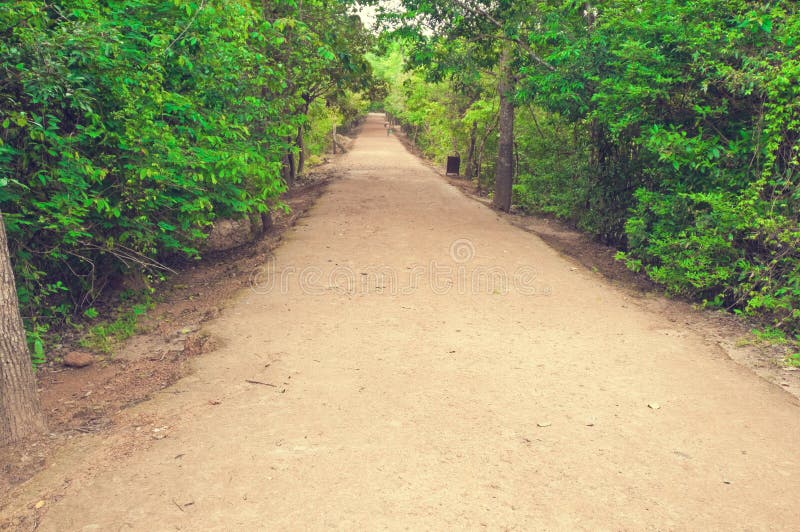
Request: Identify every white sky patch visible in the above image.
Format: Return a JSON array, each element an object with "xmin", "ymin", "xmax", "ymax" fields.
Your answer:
[
  {"xmin": 356, "ymin": 5, "xmax": 379, "ymax": 27},
  {"xmin": 354, "ymin": 0, "xmax": 403, "ymax": 31}
]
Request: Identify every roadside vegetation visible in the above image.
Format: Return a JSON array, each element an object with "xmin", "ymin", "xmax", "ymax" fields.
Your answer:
[
  {"xmin": 369, "ymin": 0, "xmax": 800, "ymax": 351},
  {"xmin": 3, "ymin": 0, "xmax": 800, "ymax": 442},
  {"xmin": 1, "ymin": 0, "xmax": 375, "ymax": 362}
]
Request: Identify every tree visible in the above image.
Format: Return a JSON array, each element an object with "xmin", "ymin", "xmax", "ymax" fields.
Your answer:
[
  {"xmin": 379, "ymin": 0, "xmax": 547, "ymax": 211},
  {"xmin": 374, "ymin": 0, "xmax": 800, "ymax": 335},
  {"xmin": 0, "ymin": 210, "xmax": 45, "ymax": 444},
  {"xmin": 265, "ymin": 0, "xmax": 375, "ymax": 185},
  {"xmin": 493, "ymin": 45, "xmax": 514, "ymax": 211}
]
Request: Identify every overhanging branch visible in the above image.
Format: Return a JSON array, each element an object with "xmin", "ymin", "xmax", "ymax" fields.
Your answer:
[{"xmin": 449, "ymin": 0, "xmax": 556, "ymax": 72}]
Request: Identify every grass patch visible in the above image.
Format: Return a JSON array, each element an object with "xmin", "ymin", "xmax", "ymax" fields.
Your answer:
[{"xmin": 78, "ymin": 301, "xmax": 151, "ymax": 354}]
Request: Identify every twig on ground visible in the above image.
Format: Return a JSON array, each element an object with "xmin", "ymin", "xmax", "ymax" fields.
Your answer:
[{"xmin": 245, "ymin": 379, "xmax": 277, "ymax": 387}]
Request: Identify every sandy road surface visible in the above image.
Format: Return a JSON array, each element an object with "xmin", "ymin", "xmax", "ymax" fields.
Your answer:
[{"xmin": 32, "ymin": 113, "xmax": 800, "ymax": 530}]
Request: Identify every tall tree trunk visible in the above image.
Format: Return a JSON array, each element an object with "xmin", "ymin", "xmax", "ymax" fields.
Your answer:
[
  {"xmin": 493, "ymin": 45, "xmax": 515, "ymax": 212},
  {"xmin": 296, "ymin": 98, "xmax": 311, "ymax": 177},
  {"xmin": 476, "ymin": 148, "xmax": 485, "ymax": 193},
  {"xmin": 283, "ymin": 135, "xmax": 296, "ymax": 187},
  {"xmin": 296, "ymin": 125, "xmax": 305, "ymax": 176},
  {"xmin": 0, "ymin": 211, "xmax": 46, "ymax": 444},
  {"xmin": 288, "ymin": 152, "xmax": 296, "ymax": 185},
  {"xmin": 260, "ymin": 211, "xmax": 273, "ymax": 233},
  {"xmin": 465, "ymin": 120, "xmax": 478, "ymax": 181},
  {"xmin": 250, "ymin": 210, "xmax": 273, "ymax": 237}
]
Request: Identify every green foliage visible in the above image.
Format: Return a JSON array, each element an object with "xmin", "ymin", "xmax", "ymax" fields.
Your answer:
[
  {"xmin": 517, "ymin": 0, "xmax": 800, "ymax": 333},
  {"xmin": 513, "ymin": 107, "xmax": 589, "ymax": 219},
  {"xmin": 367, "ymin": 41, "xmax": 493, "ymax": 170},
  {"xmin": 379, "ymin": 0, "xmax": 800, "ymax": 340},
  {"xmin": 305, "ymin": 100, "xmax": 342, "ymax": 166},
  {"xmin": 1, "ymin": 0, "xmax": 375, "ymax": 363},
  {"xmin": 751, "ymin": 327, "xmax": 788, "ymax": 345},
  {"xmin": 78, "ymin": 301, "xmax": 151, "ymax": 354},
  {"xmin": 27, "ymin": 324, "xmax": 48, "ymax": 367}
]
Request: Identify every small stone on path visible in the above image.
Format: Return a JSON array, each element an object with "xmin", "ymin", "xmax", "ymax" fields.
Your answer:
[{"xmin": 64, "ymin": 351, "xmax": 94, "ymax": 368}]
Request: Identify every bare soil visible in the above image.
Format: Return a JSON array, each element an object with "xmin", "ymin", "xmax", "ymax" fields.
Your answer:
[
  {"xmin": 2, "ymin": 114, "xmax": 799, "ymax": 530},
  {"xmin": 0, "ymin": 169, "xmax": 337, "ymax": 528},
  {"xmin": 399, "ymin": 126, "xmax": 799, "ymax": 399}
]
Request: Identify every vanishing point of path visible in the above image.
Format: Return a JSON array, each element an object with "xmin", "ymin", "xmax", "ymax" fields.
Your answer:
[{"xmin": 36, "ymin": 114, "xmax": 800, "ymax": 529}]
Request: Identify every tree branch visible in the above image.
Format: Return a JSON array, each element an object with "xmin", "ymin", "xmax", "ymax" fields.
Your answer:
[
  {"xmin": 449, "ymin": 0, "xmax": 556, "ymax": 72},
  {"xmin": 164, "ymin": 0, "xmax": 207, "ymax": 55}
]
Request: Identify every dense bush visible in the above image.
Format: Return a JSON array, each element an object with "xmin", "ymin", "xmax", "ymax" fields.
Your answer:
[
  {"xmin": 0, "ymin": 0, "xmax": 374, "ymax": 357},
  {"xmin": 376, "ymin": 0, "xmax": 800, "ymax": 335}
]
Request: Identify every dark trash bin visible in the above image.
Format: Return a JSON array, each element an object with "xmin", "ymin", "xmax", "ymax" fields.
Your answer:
[{"xmin": 446, "ymin": 156, "xmax": 461, "ymax": 176}]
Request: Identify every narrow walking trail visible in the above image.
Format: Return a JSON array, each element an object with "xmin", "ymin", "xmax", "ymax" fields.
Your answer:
[{"xmin": 36, "ymin": 114, "xmax": 800, "ymax": 529}]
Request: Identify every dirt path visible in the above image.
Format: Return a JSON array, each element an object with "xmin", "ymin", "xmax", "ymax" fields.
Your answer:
[{"xmin": 18, "ymin": 114, "xmax": 800, "ymax": 529}]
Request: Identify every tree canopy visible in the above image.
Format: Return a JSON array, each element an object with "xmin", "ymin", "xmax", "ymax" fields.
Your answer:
[
  {"xmin": 0, "ymin": 0, "xmax": 376, "ymax": 359},
  {"xmin": 370, "ymin": 0, "xmax": 800, "ymax": 339},
  {"xmin": 3, "ymin": 0, "xmax": 800, "ymax": 362}
]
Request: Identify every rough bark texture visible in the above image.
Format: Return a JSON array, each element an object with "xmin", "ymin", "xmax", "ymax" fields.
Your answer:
[
  {"xmin": 297, "ymin": 126, "xmax": 306, "ymax": 177},
  {"xmin": 283, "ymin": 141, "xmax": 296, "ymax": 187},
  {"xmin": 465, "ymin": 120, "xmax": 478, "ymax": 181},
  {"xmin": 493, "ymin": 46, "xmax": 515, "ymax": 212},
  {"xmin": 260, "ymin": 211, "xmax": 273, "ymax": 233},
  {"xmin": 0, "ymin": 211, "xmax": 46, "ymax": 444}
]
